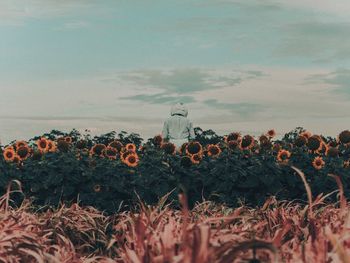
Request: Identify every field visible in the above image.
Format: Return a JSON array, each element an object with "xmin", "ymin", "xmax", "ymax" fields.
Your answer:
[{"xmin": 1, "ymin": 127, "xmax": 350, "ymax": 262}]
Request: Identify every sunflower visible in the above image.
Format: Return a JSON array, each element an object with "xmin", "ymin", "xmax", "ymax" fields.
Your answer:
[
  {"xmin": 90, "ymin": 144, "xmax": 106, "ymax": 157},
  {"xmin": 121, "ymin": 150, "xmax": 135, "ymax": 161},
  {"xmin": 104, "ymin": 146, "xmax": 118, "ymax": 160},
  {"xmin": 225, "ymin": 132, "xmax": 241, "ymax": 143},
  {"xmin": 57, "ymin": 140, "xmax": 70, "ymax": 152},
  {"xmin": 125, "ymin": 143, "xmax": 137, "ymax": 152},
  {"xmin": 93, "ymin": 184, "xmax": 101, "ymax": 192},
  {"xmin": 316, "ymin": 142, "xmax": 328, "ymax": 155},
  {"xmin": 312, "ymin": 156, "xmax": 325, "ymax": 170},
  {"xmin": 123, "ymin": 153, "xmax": 139, "ymax": 167},
  {"xmin": 326, "ymin": 147, "xmax": 339, "ymax": 158},
  {"xmin": 108, "ymin": 140, "xmax": 123, "ymax": 152},
  {"xmin": 295, "ymin": 135, "xmax": 307, "ymax": 147},
  {"xmin": 240, "ymin": 135, "xmax": 255, "ymax": 150},
  {"xmin": 47, "ymin": 140, "xmax": 57, "ymax": 153},
  {"xmin": 16, "ymin": 145, "xmax": 31, "ymax": 160},
  {"xmin": 300, "ymin": 131, "xmax": 312, "ymax": 139},
  {"xmin": 266, "ymin": 129, "xmax": 276, "ymax": 138},
  {"xmin": 339, "ymin": 130, "xmax": 350, "ymax": 144},
  {"xmin": 186, "ymin": 141, "xmax": 203, "ymax": 155},
  {"xmin": 180, "ymin": 156, "xmax": 192, "ymax": 167},
  {"xmin": 277, "ymin": 149, "xmax": 291, "ymax": 163},
  {"xmin": 259, "ymin": 135, "xmax": 269, "ymax": 144},
  {"xmin": 37, "ymin": 138, "xmax": 49, "ymax": 152},
  {"xmin": 15, "ymin": 140, "xmax": 28, "ymax": 150},
  {"xmin": 65, "ymin": 136, "xmax": 73, "ymax": 144},
  {"xmin": 228, "ymin": 140, "xmax": 239, "ymax": 150},
  {"xmin": 161, "ymin": 142, "xmax": 176, "ymax": 155},
  {"xmin": 207, "ymin": 144, "xmax": 221, "ymax": 157},
  {"xmin": 153, "ymin": 135, "xmax": 163, "ymax": 146},
  {"xmin": 307, "ymin": 135, "xmax": 322, "ymax": 151},
  {"xmin": 3, "ymin": 147, "xmax": 16, "ymax": 162},
  {"xmin": 190, "ymin": 153, "xmax": 202, "ymax": 164}
]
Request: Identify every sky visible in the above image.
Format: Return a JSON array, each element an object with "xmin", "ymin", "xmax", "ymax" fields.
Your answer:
[{"xmin": 1, "ymin": 0, "xmax": 350, "ymax": 143}]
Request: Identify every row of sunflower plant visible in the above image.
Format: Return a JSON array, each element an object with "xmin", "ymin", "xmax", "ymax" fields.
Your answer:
[{"xmin": 1, "ymin": 127, "xmax": 350, "ymax": 213}]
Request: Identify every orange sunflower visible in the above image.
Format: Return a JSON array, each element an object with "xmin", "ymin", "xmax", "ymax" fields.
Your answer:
[
  {"xmin": 90, "ymin": 144, "xmax": 106, "ymax": 157},
  {"xmin": 207, "ymin": 144, "xmax": 221, "ymax": 157},
  {"xmin": 307, "ymin": 135, "xmax": 322, "ymax": 152},
  {"xmin": 123, "ymin": 153, "xmax": 139, "ymax": 167},
  {"xmin": 47, "ymin": 140, "xmax": 57, "ymax": 153},
  {"xmin": 16, "ymin": 145, "xmax": 31, "ymax": 160},
  {"xmin": 104, "ymin": 146, "xmax": 118, "ymax": 160},
  {"xmin": 108, "ymin": 140, "xmax": 123, "ymax": 152},
  {"xmin": 125, "ymin": 143, "xmax": 137, "ymax": 152},
  {"xmin": 93, "ymin": 184, "xmax": 101, "ymax": 192},
  {"xmin": 190, "ymin": 153, "xmax": 202, "ymax": 164},
  {"xmin": 225, "ymin": 132, "xmax": 241, "ymax": 143},
  {"xmin": 153, "ymin": 135, "xmax": 163, "ymax": 146},
  {"xmin": 316, "ymin": 142, "xmax": 328, "ymax": 155},
  {"xmin": 295, "ymin": 135, "xmax": 307, "ymax": 147},
  {"xmin": 240, "ymin": 135, "xmax": 255, "ymax": 150},
  {"xmin": 277, "ymin": 149, "xmax": 291, "ymax": 163},
  {"xmin": 120, "ymin": 150, "xmax": 135, "ymax": 161},
  {"xmin": 266, "ymin": 129, "xmax": 276, "ymax": 138},
  {"xmin": 312, "ymin": 156, "xmax": 325, "ymax": 170},
  {"xmin": 339, "ymin": 130, "xmax": 350, "ymax": 145},
  {"xmin": 37, "ymin": 138, "xmax": 49, "ymax": 152},
  {"xmin": 161, "ymin": 142, "xmax": 176, "ymax": 155},
  {"xmin": 3, "ymin": 147, "xmax": 16, "ymax": 162},
  {"xmin": 15, "ymin": 140, "xmax": 28, "ymax": 150},
  {"xmin": 65, "ymin": 136, "xmax": 73, "ymax": 144},
  {"xmin": 186, "ymin": 141, "xmax": 203, "ymax": 155},
  {"xmin": 300, "ymin": 131, "xmax": 312, "ymax": 139}
]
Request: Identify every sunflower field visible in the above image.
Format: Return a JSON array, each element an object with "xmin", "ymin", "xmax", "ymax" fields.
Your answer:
[{"xmin": 1, "ymin": 127, "xmax": 350, "ymax": 213}]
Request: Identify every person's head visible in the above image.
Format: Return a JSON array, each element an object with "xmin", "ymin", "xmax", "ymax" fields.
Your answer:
[{"xmin": 170, "ymin": 102, "xmax": 188, "ymax": 117}]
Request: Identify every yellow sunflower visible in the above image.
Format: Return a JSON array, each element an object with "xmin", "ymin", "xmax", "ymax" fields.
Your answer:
[
  {"xmin": 277, "ymin": 149, "xmax": 291, "ymax": 163},
  {"xmin": 125, "ymin": 143, "xmax": 137, "ymax": 152},
  {"xmin": 123, "ymin": 153, "xmax": 139, "ymax": 167},
  {"xmin": 3, "ymin": 147, "xmax": 16, "ymax": 162},
  {"xmin": 207, "ymin": 144, "xmax": 222, "ymax": 157},
  {"xmin": 37, "ymin": 138, "xmax": 49, "ymax": 152},
  {"xmin": 16, "ymin": 145, "xmax": 31, "ymax": 160},
  {"xmin": 312, "ymin": 156, "xmax": 325, "ymax": 170},
  {"xmin": 190, "ymin": 153, "xmax": 202, "ymax": 164}
]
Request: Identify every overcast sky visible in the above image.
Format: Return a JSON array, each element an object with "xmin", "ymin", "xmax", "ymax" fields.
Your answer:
[{"xmin": 1, "ymin": 0, "xmax": 350, "ymax": 143}]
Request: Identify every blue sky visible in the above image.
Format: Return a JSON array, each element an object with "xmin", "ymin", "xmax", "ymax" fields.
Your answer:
[{"xmin": 1, "ymin": 0, "xmax": 350, "ymax": 143}]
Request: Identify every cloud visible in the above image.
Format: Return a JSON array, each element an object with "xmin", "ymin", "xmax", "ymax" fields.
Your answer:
[
  {"xmin": 203, "ymin": 99, "xmax": 265, "ymax": 118},
  {"xmin": 275, "ymin": 21, "xmax": 350, "ymax": 63},
  {"xmin": 305, "ymin": 69, "xmax": 350, "ymax": 97},
  {"xmin": 118, "ymin": 68, "xmax": 265, "ymax": 104},
  {"xmin": 120, "ymin": 93, "xmax": 196, "ymax": 105}
]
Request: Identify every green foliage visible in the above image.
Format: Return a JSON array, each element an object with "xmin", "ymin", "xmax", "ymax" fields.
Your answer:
[{"xmin": 1, "ymin": 127, "xmax": 350, "ymax": 213}]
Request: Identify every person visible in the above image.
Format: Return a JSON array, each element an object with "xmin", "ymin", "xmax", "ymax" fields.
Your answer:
[{"xmin": 162, "ymin": 102, "xmax": 195, "ymax": 148}]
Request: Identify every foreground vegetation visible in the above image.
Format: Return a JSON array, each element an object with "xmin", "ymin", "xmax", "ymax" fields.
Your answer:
[
  {"xmin": 0, "ymin": 172, "xmax": 349, "ymax": 262},
  {"xmin": 1, "ymin": 127, "xmax": 350, "ymax": 212}
]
